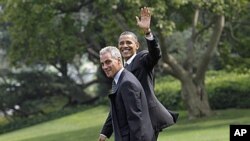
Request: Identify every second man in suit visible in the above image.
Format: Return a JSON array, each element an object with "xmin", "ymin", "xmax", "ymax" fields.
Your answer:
[{"xmin": 99, "ymin": 46, "xmax": 155, "ymax": 141}]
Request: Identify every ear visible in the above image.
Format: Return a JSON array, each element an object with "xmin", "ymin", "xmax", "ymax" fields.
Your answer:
[
  {"xmin": 136, "ymin": 41, "xmax": 140, "ymax": 50},
  {"xmin": 117, "ymin": 57, "xmax": 122, "ymax": 64}
]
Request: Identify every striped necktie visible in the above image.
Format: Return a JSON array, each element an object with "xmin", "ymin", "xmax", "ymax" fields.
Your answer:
[
  {"xmin": 111, "ymin": 80, "xmax": 117, "ymax": 93},
  {"xmin": 124, "ymin": 63, "xmax": 128, "ymax": 68}
]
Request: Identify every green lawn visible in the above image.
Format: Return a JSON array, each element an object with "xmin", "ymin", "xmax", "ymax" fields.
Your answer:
[{"xmin": 0, "ymin": 106, "xmax": 249, "ymax": 141}]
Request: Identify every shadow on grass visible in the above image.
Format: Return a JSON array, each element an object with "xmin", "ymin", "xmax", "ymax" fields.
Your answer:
[
  {"xmin": 162, "ymin": 108, "xmax": 250, "ymax": 134},
  {"xmin": 19, "ymin": 125, "xmax": 102, "ymax": 141},
  {"xmin": 0, "ymin": 105, "xmax": 101, "ymax": 135}
]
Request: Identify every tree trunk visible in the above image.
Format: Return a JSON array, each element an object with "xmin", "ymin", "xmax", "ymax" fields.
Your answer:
[
  {"xmin": 181, "ymin": 74, "xmax": 212, "ymax": 119},
  {"xmin": 159, "ymin": 14, "xmax": 224, "ymax": 119}
]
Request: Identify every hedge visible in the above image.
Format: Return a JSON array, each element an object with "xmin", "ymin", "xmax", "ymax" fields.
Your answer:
[{"xmin": 155, "ymin": 70, "xmax": 250, "ymax": 110}]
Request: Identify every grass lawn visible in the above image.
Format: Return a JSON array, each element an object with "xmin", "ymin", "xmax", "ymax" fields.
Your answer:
[{"xmin": 0, "ymin": 106, "xmax": 249, "ymax": 141}]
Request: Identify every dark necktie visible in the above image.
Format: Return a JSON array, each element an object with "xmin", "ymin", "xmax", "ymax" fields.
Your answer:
[
  {"xmin": 111, "ymin": 80, "xmax": 117, "ymax": 93},
  {"xmin": 124, "ymin": 63, "xmax": 128, "ymax": 68}
]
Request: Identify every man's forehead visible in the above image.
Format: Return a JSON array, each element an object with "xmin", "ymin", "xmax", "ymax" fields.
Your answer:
[
  {"xmin": 100, "ymin": 53, "xmax": 108, "ymax": 58},
  {"xmin": 119, "ymin": 35, "xmax": 137, "ymax": 42},
  {"xmin": 100, "ymin": 53, "xmax": 112, "ymax": 61}
]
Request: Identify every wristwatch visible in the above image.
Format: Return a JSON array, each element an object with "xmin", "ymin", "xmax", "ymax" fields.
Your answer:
[{"xmin": 145, "ymin": 28, "xmax": 151, "ymax": 36}]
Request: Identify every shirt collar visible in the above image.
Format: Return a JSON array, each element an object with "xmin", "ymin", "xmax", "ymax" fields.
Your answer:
[
  {"xmin": 113, "ymin": 68, "xmax": 124, "ymax": 84},
  {"xmin": 125, "ymin": 53, "xmax": 137, "ymax": 65}
]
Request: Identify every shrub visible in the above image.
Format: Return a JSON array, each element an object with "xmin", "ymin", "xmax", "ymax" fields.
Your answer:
[
  {"xmin": 209, "ymin": 86, "xmax": 250, "ymax": 109},
  {"xmin": 155, "ymin": 70, "xmax": 250, "ymax": 110},
  {"xmin": 206, "ymin": 71, "xmax": 250, "ymax": 109},
  {"xmin": 155, "ymin": 76, "xmax": 183, "ymax": 110}
]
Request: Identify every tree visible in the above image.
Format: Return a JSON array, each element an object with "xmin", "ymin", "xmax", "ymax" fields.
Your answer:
[
  {"xmin": 0, "ymin": 0, "xmax": 101, "ymax": 108},
  {"xmin": 81, "ymin": 0, "xmax": 249, "ymax": 119},
  {"xmin": 157, "ymin": 0, "xmax": 250, "ymax": 119},
  {"xmin": 0, "ymin": 0, "xmax": 249, "ymax": 119},
  {"xmin": 0, "ymin": 70, "xmax": 89, "ymax": 118},
  {"xmin": 219, "ymin": 3, "xmax": 250, "ymax": 71},
  {"xmin": 0, "ymin": 0, "xmax": 83, "ymax": 75},
  {"xmin": 153, "ymin": 0, "xmax": 249, "ymax": 119}
]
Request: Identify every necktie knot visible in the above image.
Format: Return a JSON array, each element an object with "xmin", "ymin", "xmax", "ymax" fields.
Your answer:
[{"xmin": 124, "ymin": 63, "xmax": 128, "ymax": 68}]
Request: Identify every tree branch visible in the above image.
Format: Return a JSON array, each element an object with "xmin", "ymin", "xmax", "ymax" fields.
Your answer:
[
  {"xmin": 161, "ymin": 63, "xmax": 180, "ymax": 79},
  {"xmin": 193, "ymin": 20, "xmax": 214, "ymax": 40},
  {"xmin": 227, "ymin": 24, "xmax": 241, "ymax": 43},
  {"xmin": 54, "ymin": 0, "xmax": 93, "ymax": 13},
  {"xmin": 159, "ymin": 32, "xmax": 186, "ymax": 81},
  {"xmin": 183, "ymin": 8, "xmax": 199, "ymax": 72},
  {"xmin": 87, "ymin": 48, "xmax": 100, "ymax": 60},
  {"xmin": 113, "ymin": 13, "xmax": 130, "ymax": 30},
  {"xmin": 81, "ymin": 79, "xmax": 99, "ymax": 89},
  {"xmin": 195, "ymin": 15, "xmax": 225, "ymax": 82}
]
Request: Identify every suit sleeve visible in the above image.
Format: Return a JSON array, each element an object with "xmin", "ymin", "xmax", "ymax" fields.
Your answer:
[
  {"xmin": 143, "ymin": 35, "xmax": 162, "ymax": 70},
  {"xmin": 120, "ymin": 81, "xmax": 143, "ymax": 141},
  {"xmin": 100, "ymin": 111, "xmax": 113, "ymax": 138}
]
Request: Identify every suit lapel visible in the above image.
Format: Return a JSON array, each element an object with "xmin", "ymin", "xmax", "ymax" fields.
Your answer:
[
  {"xmin": 125, "ymin": 51, "xmax": 145, "ymax": 72},
  {"xmin": 108, "ymin": 70, "xmax": 126, "ymax": 96},
  {"xmin": 116, "ymin": 70, "xmax": 125, "ymax": 89},
  {"xmin": 125, "ymin": 55, "xmax": 138, "ymax": 71}
]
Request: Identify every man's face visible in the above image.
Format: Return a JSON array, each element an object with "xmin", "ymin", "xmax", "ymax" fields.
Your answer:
[
  {"xmin": 118, "ymin": 34, "xmax": 139, "ymax": 61},
  {"xmin": 100, "ymin": 52, "xmax": 121, "ymax": 78}
]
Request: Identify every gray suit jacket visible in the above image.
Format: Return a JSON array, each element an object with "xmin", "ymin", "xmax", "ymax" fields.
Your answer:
[{"xmin": 107, "ymin": 69, "xmax": 155, "ymax": 141}]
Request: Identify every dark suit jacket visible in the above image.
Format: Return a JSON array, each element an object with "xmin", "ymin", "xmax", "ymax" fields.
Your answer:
[
  {"xmin": 124, "ymin": 36, "xmax": 179, "ymax": 131},
  {"xmin": 101, "ymin": 36, "xmax": 179, "ymax": 138},
  {"xmin": 105, "ymin": 69, "xmax": 155, "ymax": 141}
]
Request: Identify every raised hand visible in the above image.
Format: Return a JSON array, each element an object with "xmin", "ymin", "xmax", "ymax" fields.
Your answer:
[{"xmin": 136, "ymin": 7, "xmax": 151, "ymax": 33}]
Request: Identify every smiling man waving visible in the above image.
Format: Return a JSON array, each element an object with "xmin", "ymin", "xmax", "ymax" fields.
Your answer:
[{"xmin": 99, "ymin": 7, "xmax": 179, "ymax": 141}]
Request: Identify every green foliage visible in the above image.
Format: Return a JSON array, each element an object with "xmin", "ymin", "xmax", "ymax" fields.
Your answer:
[
  {"xmin": 0, "ymin": 0, "xmax": 85, "ymax": 66},
  {"xmin": 0, "ymin": 0, "xmax": 249, "ymax": 68},
  {"xmin": 0, "ymin": 0, "xmax": 249, "ymax": 127},
  {"xmin": 155, "ymin": 76, "xmax": 183, "ymax": 110},
  {"xmin": 219, "ymin": 3, "xmax": 250, "ymax": 71},
  {"xmin": 155, "ymin": 70, "xmax": 250, "ymax": 110},
  {"xmin": 0, "ymin": 70, "xmax": 88, "ymax": 118},
  {"xmin": 209, "ymin": 86, "xmax": 250, "ymax": 109},
  {"xmin": 164, "ymin": 29, "xmax": 222, "ymax": 70},
  {"xmin": 206, "ymin": 70, "xmax": 250, "ymax": 109}
]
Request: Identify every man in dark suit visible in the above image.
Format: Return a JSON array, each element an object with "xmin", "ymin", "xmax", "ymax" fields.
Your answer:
[
  {"xmin": 117, "ymin": 7, "xmax": 179, "ymax": 139},
  {"xmin": 99, "ymin": 7, "xmax": 178, "ymax": 141},
  {"xmin": 99, "ymin": 46, "xmax": 155, "ymax": 141}
]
